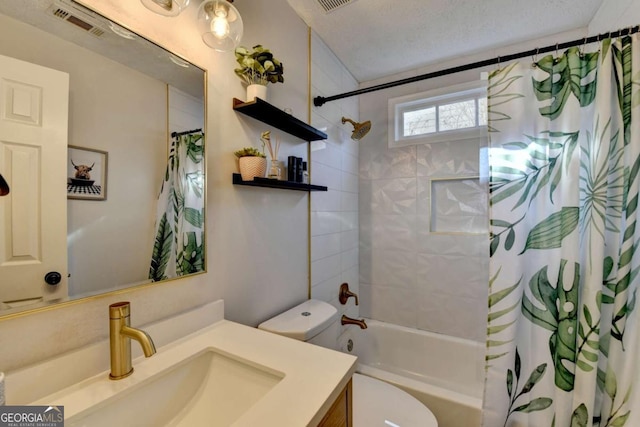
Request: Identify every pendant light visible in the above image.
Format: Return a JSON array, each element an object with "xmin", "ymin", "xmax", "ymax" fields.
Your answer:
[
  {"xmin": 197, "ymin": 0, "xmax": 243, "ymax": 52},
  {"xmin": 140, "ymin": 0, "xmax": 190, "ymax": 17}
]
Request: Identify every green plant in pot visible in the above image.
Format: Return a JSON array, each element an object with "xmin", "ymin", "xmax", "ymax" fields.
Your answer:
[
  {"xmin": 234, "ymin": 146, "xmax": 267, "ymax": 181},
  {"xmin": 234, "ymin": 44, "xmax": 284, "ymax": 101}
]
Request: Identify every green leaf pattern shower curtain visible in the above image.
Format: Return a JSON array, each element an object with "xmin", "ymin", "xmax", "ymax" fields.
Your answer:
[
  {"xmin": 149, "ymin": 132, "xmax": 205, "ymax": 281},
  {"xmin": 484, "ymin": 35, "xmax": 640, "ymax": 427}
]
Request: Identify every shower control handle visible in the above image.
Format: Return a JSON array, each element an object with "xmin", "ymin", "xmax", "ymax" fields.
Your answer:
[{"xmin": 339, "ymin": 283, "xmax": 359, "ymax": 306}]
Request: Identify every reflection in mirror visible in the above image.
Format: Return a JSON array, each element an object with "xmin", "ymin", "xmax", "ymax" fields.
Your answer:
[{"xmin": 0, "ymin": 0, "xmax": 206, "ymax": 317}]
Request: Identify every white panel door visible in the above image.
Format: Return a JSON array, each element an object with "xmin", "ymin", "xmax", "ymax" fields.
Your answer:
[{"xmin": 0, "ymin": 54, "xmax": 69, "ymax": 307}]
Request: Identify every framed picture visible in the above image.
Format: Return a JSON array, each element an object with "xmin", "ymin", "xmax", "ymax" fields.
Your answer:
[{"xmin": 67, "ymin": 145, "xmax": 108, "ymax": 200}]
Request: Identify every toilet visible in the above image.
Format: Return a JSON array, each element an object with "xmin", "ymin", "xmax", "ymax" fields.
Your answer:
[{"xmin": 258, "ymin": 299, "xmax": 438, "ymax": 427}]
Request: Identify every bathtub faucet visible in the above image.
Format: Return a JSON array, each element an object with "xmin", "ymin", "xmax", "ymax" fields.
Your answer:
[
  {"xmin": 339, "ymin": 283, "xmax": 359, "ymax": 305},
  {"xmin": 341, "ymin": 314, "xmax": 367, "ymax": 329}
]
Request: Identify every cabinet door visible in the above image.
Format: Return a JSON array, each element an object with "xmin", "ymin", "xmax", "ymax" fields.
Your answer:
[{"xmin": 318, "ymin": 379, "xmax": 352, "ymax": 427}]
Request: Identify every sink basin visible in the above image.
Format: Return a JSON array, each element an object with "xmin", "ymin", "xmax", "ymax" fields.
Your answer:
[{"xmin": 66, "ymin": 349, "xmax": 284, "ymax": 427}]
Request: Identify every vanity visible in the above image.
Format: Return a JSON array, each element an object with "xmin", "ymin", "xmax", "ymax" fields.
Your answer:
[{"xmin": 6, "ymin": 300, "xmax": 356, "ymax": 426}]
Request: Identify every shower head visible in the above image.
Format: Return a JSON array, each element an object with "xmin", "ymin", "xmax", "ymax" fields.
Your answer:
[{"xmin": 342, "ymin": 117, "xmax": 371, "ymax": 141}]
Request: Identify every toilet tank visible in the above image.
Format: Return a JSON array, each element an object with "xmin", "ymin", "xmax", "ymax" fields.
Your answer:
[{"xmin": 258, "ymin": 300, "xmax": 340, "ymax": 349}]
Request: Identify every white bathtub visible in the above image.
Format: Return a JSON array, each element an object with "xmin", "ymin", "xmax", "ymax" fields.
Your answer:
[{"xmin": 339, "ymin": 319, "xmax": 485, "ymax": 427}]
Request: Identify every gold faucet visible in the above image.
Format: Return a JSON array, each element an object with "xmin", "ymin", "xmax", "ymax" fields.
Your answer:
[
  {"xmin": 341, "ymin": 314, "xmax": 367, "ymax": 329},
  {"xmin": 109, "ymin": 301, "xmax": 156, "ymax": 380}
]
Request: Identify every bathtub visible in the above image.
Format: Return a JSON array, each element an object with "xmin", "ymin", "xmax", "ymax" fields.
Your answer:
[{"xmin": 339, "ymin": 319, "xmax": 485, "ymax": 427}]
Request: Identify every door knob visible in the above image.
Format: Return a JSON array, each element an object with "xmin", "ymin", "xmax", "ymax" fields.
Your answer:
[{"xmin": 44, "ymin": 271, "xmax": 62, "ymax": 286}]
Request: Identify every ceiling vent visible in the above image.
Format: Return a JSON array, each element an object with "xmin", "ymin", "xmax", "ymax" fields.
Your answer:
[
  {"xmin": 48, "ymin": 0, "xmax": 106, "ymax": 37},
  {"xmin": 316, "ymin": 0, "xmax": 356, "ymax": 13}
]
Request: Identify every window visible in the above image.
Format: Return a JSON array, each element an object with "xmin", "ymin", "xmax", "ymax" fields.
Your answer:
[{"xmin": 389, "ymin": 81, "xmax": 487, "ymax": 147}]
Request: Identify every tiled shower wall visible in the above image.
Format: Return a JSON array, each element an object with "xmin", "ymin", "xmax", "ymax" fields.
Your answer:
[
  {"xmin": 355, "ymin": 27, "xmax": 599, "ymax": 343},
  {"xmin": 359, "ymin": 124, "xmax": 489, "ymax": 342},
  {"xmin": 310, "ymin": 31, "xmax": 360, "ymax": 322},
  {"xmin": 355, "ymin": 24, "xmax": 635, "ymax": 344}
]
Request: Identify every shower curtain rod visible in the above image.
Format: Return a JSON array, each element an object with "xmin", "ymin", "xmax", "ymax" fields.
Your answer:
[
  {"xmin": 171, "ymin": 128, "xmax": 203, "ymax": 137},
  {"xmin": 313, "ymin": 25, "xmax": 640, "ymax": 107}
]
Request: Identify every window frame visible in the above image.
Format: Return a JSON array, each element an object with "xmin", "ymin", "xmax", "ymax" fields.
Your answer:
[{"xmin": 388, "ymin": 80, "xmax": 487, "ymax": 148}]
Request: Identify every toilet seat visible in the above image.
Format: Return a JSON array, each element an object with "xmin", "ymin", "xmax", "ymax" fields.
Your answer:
[{"xmin": 352, "ymin": 373, "xmax": 438, "ymax": 427}]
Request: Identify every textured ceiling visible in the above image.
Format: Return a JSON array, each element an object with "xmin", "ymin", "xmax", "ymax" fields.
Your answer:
[{"xmin": 286, "ymin": 0, "xmax": 605, "ymax": 82}]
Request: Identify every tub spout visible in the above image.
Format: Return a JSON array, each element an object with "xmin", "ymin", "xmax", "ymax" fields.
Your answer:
[
  {"xmin": 109, "ymin": 301, "xmax": 156, "ymax": 380},
  {"xmin": 341, "ymin": 314, "xmax": 367, "ymax": 329}
]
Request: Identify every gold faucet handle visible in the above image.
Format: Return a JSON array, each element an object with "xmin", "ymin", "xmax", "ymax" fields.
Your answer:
[
  {"xmin": 339, "ymin": 283, "xmax": 359, "ymax": 305},
  {"xmin": 109, "ymin": 301, "xmax": 130, "ymax": 319}
]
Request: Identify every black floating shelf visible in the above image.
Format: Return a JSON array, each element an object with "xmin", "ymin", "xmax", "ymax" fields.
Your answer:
[
  {"xmin": 233, "ymin": 98, "xmax": 328, "ymax": 142},
  {"xmin": 233, "ymin": 174, "xmax": 328, "ymax": 192}
]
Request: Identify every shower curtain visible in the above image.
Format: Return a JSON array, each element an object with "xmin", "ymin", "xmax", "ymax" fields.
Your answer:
[
  {"xmin": 483, "ymin": 34, "xmax": 640, "ymax": 426},
  {"xmin": 149, "ymin": 131, "xmax": 205, "ymax": 281}
]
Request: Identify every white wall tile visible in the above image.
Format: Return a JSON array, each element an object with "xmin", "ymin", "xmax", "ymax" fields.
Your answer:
[
  {"xmin": 341, "ymin": 211, "xmax": 358, "ymax": 232},
  {"xmin": 359, "ymin": 72, "xmax": 489, "ymax": 342},
  {"xmin": 416, "ymin": 253, "xmax": 488, "ymax": 300},
  {"xmin": 312, "ymin": 254, "xmax": 342, "ymax": 286},
  {"xmin": 341, "ymin": 171, "xmax": 359, "ymax": 193},
  {"xmin": 358, "ymin": 283, "xmax": 372, "ymax": 318},
  {"xmin": 311, "ymin": 211, "xmax": 342, "ymax": 236},
  {"xmin": 341, "ymin": 190, "xmax": 358, "ymax": 212},
  {"xmin": 311, "ymin": 275, "xmax": 341, "ymax": 302},
  {"xmin": 341, "ymin": 134, "xmax": 359, "ymax": 157},
  {"xmin": 311, "ymin": 161, "xmax": 342, "ymax": 190},
  {"xmin": 341, "ymin": 229, "xmax": 359, "ymax": 251},
  {"xmin": 367, "ymin": 285, "xmax": 419, "ymax": 329},
  {"xmin": 341, "ymin": 247, "xmax": 359, "ymax": 272},
  {"xmin": 370, "ymin": 249, "xmax": 418, "ymax": 289},
  {"xmin": 311, "ymin": 233, "xmax": 342, "ymax": 262},
  {"xmin": 309, "ymin": 32, "xmax": 360, "ymax": 345},
  {"xmin": 341, "ymin": 266, "xmax": 359, "ymax": 291},
  {"xmin": 341, "ymin": 151, "xmax": 359, "ymax": 175},
  {"xmin": 416, "ymin": 138, "xmax": 483, "ymax": 178},
  {"xmin": 369, "ymin": 178, "xmax": 417, "ymax": 215},
  {"xmin": 417, "ymin": 292, "xmax": 487, "ymax": 341},
  {"xmin": 312, "ymin": 138, "xmax": 343, "ymax": 167},
  {"xmin": 311, "ymin": 188, "xmax": 342, "ymax": 212},
  {"xmin": 360, "ymin": 145, "xmax": 417, "ymax": 180},
  {"xmin": 370, "ymin": 214, "xmax": 417, "ymax": 252}
]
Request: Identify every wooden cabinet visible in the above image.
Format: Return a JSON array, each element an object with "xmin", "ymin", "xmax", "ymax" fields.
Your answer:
[{"xmin": 318, "ymin": 379, "xmax": 353, "ymax": 427}]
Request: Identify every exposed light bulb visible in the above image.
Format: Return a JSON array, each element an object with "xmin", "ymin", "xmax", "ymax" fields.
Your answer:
[
  {"xmin": 211, "ymin": 15, "xmax": 230, "ymax": 39},
  {"xmin": 197, "ymin": 0, "xmax": 243, "ymax": 52}
]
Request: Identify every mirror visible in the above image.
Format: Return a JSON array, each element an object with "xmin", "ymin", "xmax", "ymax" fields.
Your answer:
[{"xmin": 0, "ymin": 0, "xmax": 206, "ymax": 316}]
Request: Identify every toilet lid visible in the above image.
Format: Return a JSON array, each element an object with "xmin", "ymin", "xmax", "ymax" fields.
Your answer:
[{"xmin": 352, "ymin": 373, "xmax": 438, "ymax": 427}]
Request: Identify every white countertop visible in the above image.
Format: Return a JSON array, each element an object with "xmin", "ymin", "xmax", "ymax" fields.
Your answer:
[{"xmin": 20, "ymin": 302, "xmax": 356, "ymax": 427}]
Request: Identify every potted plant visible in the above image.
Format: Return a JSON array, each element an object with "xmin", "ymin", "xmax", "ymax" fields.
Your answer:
[
  {"xmin": 234, "ymin": 44, "xmax": 284, "ymax": 101},
  {"xmin": 234, "ymin": 146, "xmax": 267, "ymax": 181}
]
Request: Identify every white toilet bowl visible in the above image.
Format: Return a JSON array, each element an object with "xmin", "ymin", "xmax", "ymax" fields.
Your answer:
[
  {"xmin": 352, "ymin": 373, "xmax": 437, "ymax": 427},
  {"xmin": 258, "ymin": 299, "xmax": 438, "ymax": 427}
]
